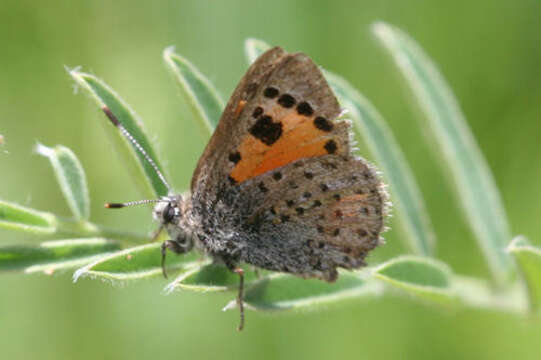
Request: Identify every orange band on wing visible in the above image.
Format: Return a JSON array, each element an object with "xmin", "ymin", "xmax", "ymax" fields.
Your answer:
[{"xmin": 230, "ymin": 113, "xmax": 335, "ymax": 182}]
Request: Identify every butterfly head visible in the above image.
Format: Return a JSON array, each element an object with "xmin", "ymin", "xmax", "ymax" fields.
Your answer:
[{"xmin": 152, "ymin": 195, "xmax": 183, "ymax": 227}]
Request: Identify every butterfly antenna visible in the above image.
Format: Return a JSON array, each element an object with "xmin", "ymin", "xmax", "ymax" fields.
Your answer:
[
  {"xmin": 102, "ymin": 106, "xmax": 172, "ymax": 192},
  {"xmin": 105, "ymin": 199, "xmax": 167, "ymax": 209}
]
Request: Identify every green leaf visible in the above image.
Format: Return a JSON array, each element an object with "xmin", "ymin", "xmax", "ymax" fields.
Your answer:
[
  {"xmin": 165, "ymin": 263, "xmax": 258, "ymax": 293},
  {"xmin": 167, "ymin": 263, "xmax": 381, "ymax": 311},
  {"xmin": 244, "ymin": 38, "xmax": 273, "ymax": 64},
  {"xmin": 244, "ymin": 38, "xmax": 435, "ymax": 255},
  {"xmin": 69, "ymin": 69, "xmax": 168, "ymax": 198},
  {"xmin": 163, "ymin": 47, "xmax": 225, "ymax": 136},
  {"xmin": 240, "ymin": 272, "xmax": 382, "ymax": 311},
  {"xmin": 507, "ymin": 236, "xmax": 541, "ymax": 313},
  {"xmin": 73, "ymin": 243, "xmax": 200, "ymax": 283},
  {"xmin": 374, "ymin": 256, "xmax": 456, "ymax": 304},
  {"xmin": 0, "ymin": 199, "xmax": 57, "ymax": 234},
  {"xmin": 35, "ymin": 143, "xmax": 90, "ymax": 221},
  {"xmin": 372, "ymin": 22, "xmax": 513, "ymax": 285},
  {"xmin": 0, "ymin": 238, "xmax": 120, "ymax": 274},
  {"xmin": 452, "ymin": 275, "xmax": 525, "ymax": 314}
]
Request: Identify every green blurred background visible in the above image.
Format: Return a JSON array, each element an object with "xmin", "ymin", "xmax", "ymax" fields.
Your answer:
[{"xmin": 1, "ymin": 0, "xmax": 540, "ymax": 359}]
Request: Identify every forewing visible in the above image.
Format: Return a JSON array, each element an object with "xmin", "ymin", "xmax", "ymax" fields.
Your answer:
[
  {"xmin": 191, "ymin": 49, "xmax": 345, "ymax": 202},
  {"xmin": 191, "ymin": 46, "xmax": 287, "ymax": 197}
]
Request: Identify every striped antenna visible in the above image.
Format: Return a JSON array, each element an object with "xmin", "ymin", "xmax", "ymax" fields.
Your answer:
[
  {"xmin": 105, "ymin": 199, "xmax": 168, "ymax": 209},
  {"xmin": 102, "ymin": 106, "xmax": 171, "ymax": 192}
]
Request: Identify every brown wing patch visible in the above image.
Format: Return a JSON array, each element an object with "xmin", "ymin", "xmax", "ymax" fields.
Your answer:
[
  {"xmin": 323, "ymin": 193, "xmax": 380, "ymax": 257},
  {"xmin": 234, "ymin": 154, "xmax": 387, "ymax": 277}
]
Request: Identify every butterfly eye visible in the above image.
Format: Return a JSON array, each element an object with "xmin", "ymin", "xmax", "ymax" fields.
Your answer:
[{"xmin": 162, "ymin": 204, "xmax": 176, "ymax": 224}]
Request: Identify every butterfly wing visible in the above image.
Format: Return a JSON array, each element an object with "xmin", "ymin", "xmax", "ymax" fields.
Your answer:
[
  {"xmin": 191, "ymin": 46, "xmax": 287, "ymax": 198},
  {"xmin": 190, "ymin": 47, "xmax": 387, "ymax": 280},
  {"xmin": 227, "ymin": 154, "xmax": 386, "ymax": 281}
]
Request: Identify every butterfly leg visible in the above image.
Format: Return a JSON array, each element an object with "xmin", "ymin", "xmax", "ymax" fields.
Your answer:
[
  {"xmin": 225, "ymin": 263, "xmax": 245, "ymax": 331},
  {"xmin": 233, "ymin": 267, "xmax": 245, "ymax": 331},
  {"xmin": 161, "ymin": 240, "xmax": 188, "ymax": 279}
]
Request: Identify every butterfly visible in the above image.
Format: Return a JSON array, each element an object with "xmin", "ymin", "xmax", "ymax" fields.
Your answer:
[{"xmin": 103, "ymin": 47, "xmax": 388, "ymax": 330}]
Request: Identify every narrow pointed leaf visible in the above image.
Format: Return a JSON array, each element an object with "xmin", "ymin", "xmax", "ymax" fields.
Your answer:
[
  {"xmin": 507, "ymin": 236, "xmax": 541, "ymax": 313},
  {"xmin": 245, "ymin": 38, "xmax": 435, "ymax": 255},
  {"xmin": 73, "ymin": 243, "xmax": 200, "ymax": 283},
  {"xmin": 0, "ymin": 238, "xmax": 120, "ymax": 274},
  {"xmin": 163, "ymin": 47, "xmax": 224, "ymax": 136},
  {"xmin": 69, "ymin": 70, "xmax": 168, "ymax": 197},
  {"xmin": 240, "ymin": 272, "xmax": 382, "ymax": 311},
  {"xmin": 452, "ymin": 275, "xmax": 525, "ymax": 314},
  {"xmin": 0, "ymin": 200, "xmax": 57, "ymax": 234},
  {"xmin": 372, "ymin": 22, "xmax": 513, "ymax": 285},
  {"xmin": 374, "ymin": 256, "xmax": 456, "ymax": 304},
  {"xmin": 165, "ymin": 263, "xmax": 260, "ymax": 293},
  {"xmin": 245, "ymin": 38, "xmax": 273, "ymax": 64},
  {"xmin": 35, "ymin": 143, "xmax": 90, "ymax": 221}
]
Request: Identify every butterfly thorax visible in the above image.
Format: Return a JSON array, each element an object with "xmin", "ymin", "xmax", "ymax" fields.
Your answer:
[
  {"xmin": 153, "ymin": 192, "xmax": 244, "ymax": 262},
  {"xmin": 187, "ymin": 188, "xmax": 250, "ymax": 263}
]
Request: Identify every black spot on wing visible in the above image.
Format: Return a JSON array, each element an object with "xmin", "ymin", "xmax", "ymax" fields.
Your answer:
[
  {"xmin": 228, "ymin": 152, "xmax": 241, "ymax": 164},
  {"xmin": 314, "ymin": 116, "xmax": 333, "ymax": 132},
  {"xmin": 277, "ymin": 94, "xmax": 296, "ymax": 108},
  {"xmin": 250, "ymin": 115, "xmax": 283, "ymax": 146},
  {"xmin": 296, "ymin": 101, "xmax": 314, "ymax": 116},
  {"xmin": 264, "ymin": 87, "xmax": 279, "ymax": 98},
  {"xmin": 252, "ymin": 106, "xmax": 263, "ymax": 118},
  {"xmin": 324, "ymin": 140, "xmax": 337, "ymax": 154},
  {"xmin": 258, "ymin": 182, "xmax": 269, "ymax": 193}
]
